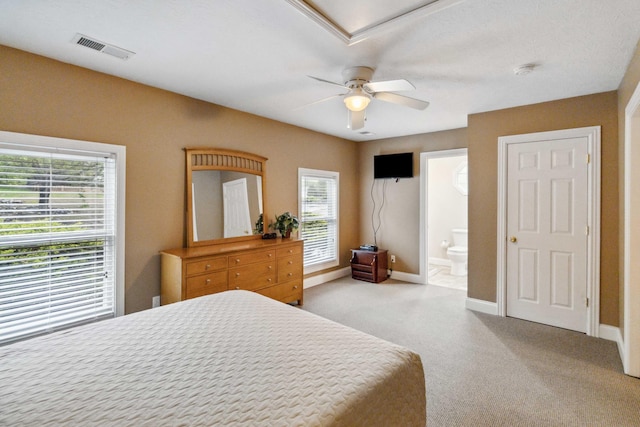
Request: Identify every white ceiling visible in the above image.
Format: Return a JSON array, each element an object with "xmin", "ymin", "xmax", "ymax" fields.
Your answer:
[{"xmin": 1, "ymin": 0, "xmax": 639, "ymax": 141}]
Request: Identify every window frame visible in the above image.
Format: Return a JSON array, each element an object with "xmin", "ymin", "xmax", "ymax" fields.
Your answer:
[
  {"xmin": 298, "ymin": 167, "xmax": 339, "ymax": 274},
  {"xmin": 0, "ymin": 131, "xmax": 126, "ymax": 342}
]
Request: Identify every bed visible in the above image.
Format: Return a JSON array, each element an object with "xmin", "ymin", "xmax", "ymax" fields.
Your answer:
[{"xmin": 0, "ymin": 290, "xmax": 426, "ymax": 426}]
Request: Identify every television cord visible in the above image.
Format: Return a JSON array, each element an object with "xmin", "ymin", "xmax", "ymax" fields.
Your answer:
[{"xmin": 370, "ymin": 178, "xmax": 387, "ymax": 247}]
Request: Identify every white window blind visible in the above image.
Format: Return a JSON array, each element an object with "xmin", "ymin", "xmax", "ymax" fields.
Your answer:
[
  {"xmin": 299, "ymin": 168, "xmax": 339, "ymax": 273},
  {"xmin": 0, "ymin": 144, "xmax": 118, "ymax": 345}
]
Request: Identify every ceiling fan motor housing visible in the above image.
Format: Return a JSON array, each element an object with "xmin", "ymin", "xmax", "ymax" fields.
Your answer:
[{"xmin": 342, "ymin": 66, "xmax": 374, "ymax": 89}]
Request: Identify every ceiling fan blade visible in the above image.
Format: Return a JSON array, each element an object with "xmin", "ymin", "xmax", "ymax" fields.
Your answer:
[
  {"xmin": 364, "ymin": 79, "xmax": 415, "ymax": 93},
  {"xmin": 348, "ymin": 109, "xmax": 365, "ymax": 130},
  {"xmin": 308, "ymin": 75, "xmax": 347, "ymax": 89},
  {"xmin": 293, "ymin": 93, "xmax": 345, "ymax": 110},
  {"xmin": 373, "ymin": 92, "xmax": 430, "ymax": 110}
]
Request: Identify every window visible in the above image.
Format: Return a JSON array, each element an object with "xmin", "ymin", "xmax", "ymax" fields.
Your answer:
[
  {"xmin": 298, "ymin": 168, "xmax": 339, "ymax": 273},
  {"xmin": 453, "ymin": 161, "xmax": 468, "ymax": 195},
  {"xmin": 0, "ymin": 131, "xmax": 125, "ymax": 345}
]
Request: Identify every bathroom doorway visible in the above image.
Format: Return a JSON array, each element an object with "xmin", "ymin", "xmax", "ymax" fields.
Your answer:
[{"xmin": 422, "ymin": 149, "xmax": 468, "ymax": 290}]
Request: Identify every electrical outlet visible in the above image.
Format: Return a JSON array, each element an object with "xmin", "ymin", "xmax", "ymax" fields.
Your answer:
[
  {"xmin": 391, "ymin": 255, "xmax": 396, "ymax": 263},
  {"xmin": 152, "ymin": 295, "xmax": 160, "ymax": 308}
]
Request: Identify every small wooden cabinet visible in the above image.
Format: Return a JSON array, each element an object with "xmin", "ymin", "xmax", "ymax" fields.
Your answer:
[
  {"xmin": 161, "ymin": 238, "xmax": 303, "ymax": 305},
  {"xmin": 350, "ymin": 249, "xmax": 388, "ymax": 283}
]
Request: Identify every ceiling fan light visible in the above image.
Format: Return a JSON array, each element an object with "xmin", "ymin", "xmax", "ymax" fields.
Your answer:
[{"xmin": 343, "ymin": 89, "xmax": 371, "ymax": 112}]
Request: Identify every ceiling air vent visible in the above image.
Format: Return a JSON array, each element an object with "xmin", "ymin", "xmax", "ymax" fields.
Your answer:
[{"xmin": 72, "ymin": 33, "xmax": 135, "ymax": 60}]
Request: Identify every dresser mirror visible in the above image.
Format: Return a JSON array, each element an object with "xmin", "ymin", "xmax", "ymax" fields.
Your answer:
[{"xmin": 185, "ymin": 148, "xmax": 267, "ymax": 247}]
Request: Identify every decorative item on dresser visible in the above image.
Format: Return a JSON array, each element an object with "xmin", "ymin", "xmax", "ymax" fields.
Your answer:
[
  {"xmin": 161, "ymin": 238, "xmax": 303, "ymax": 305},
  {"xmin": 273, "ymin": 211, "xmax": 299, "ymax": 238},
  {"xmin": 161, "ymin": 147, "xmax": 304, "ymax": 305},
  {"xmin": 350, "ymin": 248, "xmax": 389, "ymax": 283}
]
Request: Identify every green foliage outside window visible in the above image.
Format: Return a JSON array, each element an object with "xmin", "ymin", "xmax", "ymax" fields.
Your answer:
[{"xmin": 0, "ymin": 153, "xmax": 107, "ymax": 277}]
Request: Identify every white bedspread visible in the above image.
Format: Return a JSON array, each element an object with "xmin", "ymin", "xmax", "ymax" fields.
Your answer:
[{"xmin": 0, "ymin": 290, "xmax": 426, "ymax": 426}]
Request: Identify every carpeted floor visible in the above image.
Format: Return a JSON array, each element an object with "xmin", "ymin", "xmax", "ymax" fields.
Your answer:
[{"xmin": 302, "ymin": 277, "xmax": 640, "ymax": 426}]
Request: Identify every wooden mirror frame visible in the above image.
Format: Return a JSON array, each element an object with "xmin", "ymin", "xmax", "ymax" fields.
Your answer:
[{"xmin": 185, "ymin": 147, "xmax": 267, "ymax": 247}]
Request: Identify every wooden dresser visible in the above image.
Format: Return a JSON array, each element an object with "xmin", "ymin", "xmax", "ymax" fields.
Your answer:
[{"xmin": 161, "ymin": 238, "xmax": 303, "ymax": 305}]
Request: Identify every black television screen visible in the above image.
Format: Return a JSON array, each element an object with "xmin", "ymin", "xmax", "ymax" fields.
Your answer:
[{"xmin": 374, "ymin": 152, "xmax": 413, "ymax": 179}]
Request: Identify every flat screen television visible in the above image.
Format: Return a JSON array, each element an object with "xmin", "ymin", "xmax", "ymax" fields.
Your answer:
[{"xmin": 374, "ymin": 152, "xmax": 413, "ymax": 179}]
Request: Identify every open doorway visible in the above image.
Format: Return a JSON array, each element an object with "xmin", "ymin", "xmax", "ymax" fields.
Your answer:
[{"xmin": 422, "ymin": 149, "xmax": 468, "ymax": 290}]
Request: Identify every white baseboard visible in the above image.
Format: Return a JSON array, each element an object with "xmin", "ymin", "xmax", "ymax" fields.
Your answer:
[
  {"xmin": 389, "ymin": 270, "xmax": 422, "ymax": 284},
  {"xmin": 600, "ymin": 323, "xmax": 624, "ymax": 352},
  {"xmin": 599, "ymin": 324, "xmax": 621, "ymax": 342},
  {"xmin": 465, "ymin": 297, "xmax": 499, "ymax": 315},
  {"xmin": 304, "ymin": 267, "xmax": 350, "ymax": 288}
]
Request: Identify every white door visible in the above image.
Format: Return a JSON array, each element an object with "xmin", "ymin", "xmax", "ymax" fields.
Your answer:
[
  {"xmin": 223, "ymin": 178, "xmax": 252, "ymax": 238},
  {"xmin": 506, "ymin": 137, "xmax": 589, "ymax": 332}
]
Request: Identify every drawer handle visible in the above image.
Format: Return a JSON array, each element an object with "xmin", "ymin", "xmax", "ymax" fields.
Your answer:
[
  {"xmin": 288, "ymin": 249, "xmax": 293, "ymax": 254},
  {"xmin": 268, "ymin": 253, "xmax": 273, "ymax": 257},
  {"xmin": 293, "ymin": 285, "xmax": 298, "ymax": 289},
  {"xmin": 235, "ymin": 258, "xmax": 240, "ymax": 264},
  {"xmin": 205, "ymin": 264, "xmax": 211, "ymax": 270},
  {"xmin": 235, "ymin": 286, "xmax": 240, "ymax": 290},
  {"xmin": 288, "ymin": 273, "xmax": 293, "ymax": 277},
  {"xmin": 268, "ymin": 265, "xmax": 272, "ymax": 270},
  {"xmin": 267, "ymin": 278, "xmax": 272, "ymax": 283},
  {"xmin": 288, "ymin": 260, "xmax": 293, "ymax": 265},
  {"xmin": 206, "ymin": 279, "xmax": 211, "ymax": 284},
  {"xmin": 235, "ymin": 272, "xmax": 240, "ymax": 277}
]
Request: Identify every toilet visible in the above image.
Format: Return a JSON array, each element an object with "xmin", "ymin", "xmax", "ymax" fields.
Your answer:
[{"xmin": 447, "ymin": 228, "xmax": 468, "ymax": 276}]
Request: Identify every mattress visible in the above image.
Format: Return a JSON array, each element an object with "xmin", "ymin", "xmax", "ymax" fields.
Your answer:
[{"xmin": 0, "ymin": 290, "xmax": 426, "ymax": 426}]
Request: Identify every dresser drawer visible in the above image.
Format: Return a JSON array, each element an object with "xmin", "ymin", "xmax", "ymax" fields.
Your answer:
[
  {"xmin": 229, "ymin": 261, "xmax": 277, "ymax": 291},
  {"xmin": 277, "ymin": 256, "xmax": 302, "ymax": 282},
  {"xmin": 229, "ymin": 250, "xmax": 275, "ymax": 267},
  {"xmin": 277, "ymin": 244, "xmax": 302, "ymax": 258},
  {"xmin": 257, "ymin": 281, "xmax": 302, "ymax": 304},
  {"xmin": 186, "ymin": 256, "xmax": 227, "ymax": 277},
  {"xmin": 185, "ymin": 270, "xmax": 228, "ymax": 299}
]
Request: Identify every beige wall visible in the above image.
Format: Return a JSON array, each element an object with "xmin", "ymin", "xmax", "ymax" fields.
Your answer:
[
  {"xmin": 0, "ymin": 45, "xmax": 360, "ymax": 314},
  {"xmin": 358, "ymin": 129, "xmax": 468, "ymax": 273},
  {"xmin": 617, "ymin": 40, "xmax": 640, "ymax": 332},
  {"xmin": 360, "ymin": 93, "xmax": 621, "ymax": 327},
  {"xmin": 1, "ymin": 43, "xmax": 631, "ymax": 328},
  {"xmin": 467, "ymin": 92, "xmax": 620, "ymax": 326}
]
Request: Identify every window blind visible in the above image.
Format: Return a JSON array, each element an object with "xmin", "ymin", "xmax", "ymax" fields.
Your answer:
[
  {"xmin": 0, "ymin": 146, "xmax": 117, "ymax": 345},
  {"xmin": 299, "ymin": 170, "xmax": 338, "ymax": 269}
]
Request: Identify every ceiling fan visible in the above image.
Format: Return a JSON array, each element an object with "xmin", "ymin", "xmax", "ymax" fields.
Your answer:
[{"xmin": 307, "ymin": 66, "xmax": 430, "ymax": 130}]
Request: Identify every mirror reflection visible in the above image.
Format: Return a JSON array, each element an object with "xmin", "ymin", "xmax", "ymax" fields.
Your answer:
[{"xmin": 192, "ymin": 170, "xmax": 263, "ymax": 241}]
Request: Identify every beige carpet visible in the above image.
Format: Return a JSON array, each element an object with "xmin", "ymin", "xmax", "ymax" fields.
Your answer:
[{"xmin": 302, "ymin": 277, "xmax": 640, "ymax": 426}]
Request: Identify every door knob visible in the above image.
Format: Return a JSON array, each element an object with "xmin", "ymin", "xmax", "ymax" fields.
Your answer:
[{"xmin": 510, "ymin": 236, "xmax": 517, "ymax": 243}]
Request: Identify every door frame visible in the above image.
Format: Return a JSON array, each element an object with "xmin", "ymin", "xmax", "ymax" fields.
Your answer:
[
  {"xmin": 496, "ymin": 126, "xmax": 601, "ymax": 336},
  {"xmin": 419, "ymin": 148, "xmax": 468, "ymax": 285},
  {"xmin": 623, "ymin": 82, "xmax": 640, "ymax": 376}
]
